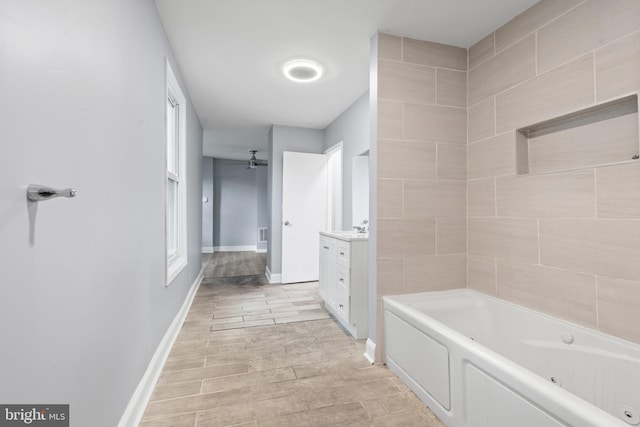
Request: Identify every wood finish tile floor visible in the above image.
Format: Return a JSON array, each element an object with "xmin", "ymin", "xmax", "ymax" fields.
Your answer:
[
  {"xmin": 141, "ymin": 274, "xmax": 444, "ymax": 426},
  {"xmin": 203, "ymin": 252, "xmax": 267, "ymax": 277}
]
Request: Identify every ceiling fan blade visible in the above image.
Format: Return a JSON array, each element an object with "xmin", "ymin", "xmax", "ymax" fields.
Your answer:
[{"xmin": 246, "ymin": 149, "xmax": 266, "ymax": 168}]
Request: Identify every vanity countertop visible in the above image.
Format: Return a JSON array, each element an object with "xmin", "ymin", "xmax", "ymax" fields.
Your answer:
[{"xmin": 320, "ymin": 230, "xmax": 369, "ymax": 242}]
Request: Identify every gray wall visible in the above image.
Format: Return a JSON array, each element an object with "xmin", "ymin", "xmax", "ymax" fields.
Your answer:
[
  {"xmin": 202, "ymin": 157, "xmax": 214, "ymax": 249},
  {"xmin": 267, "ymin": 125, "xmax": 325, "ymax": 278},
  {"xmin": 213, "ymin": 159, "xmax": 261, "ymax": 248},
  {"xmin": 324, "ymin": 92, "xmax": 370, "ymax": 230},
  {"xmin": 0, "ymin": 2, "xmax": 203, "ymax": 426},
  {"xmin": 203, "ymin": 158, "xmax": 268, "ymax": 251}
]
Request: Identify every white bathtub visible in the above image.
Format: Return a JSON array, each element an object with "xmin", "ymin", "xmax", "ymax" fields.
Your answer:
[{"xmin": 382, "ymin": 289, "xmax": 640, "ymax": 427}]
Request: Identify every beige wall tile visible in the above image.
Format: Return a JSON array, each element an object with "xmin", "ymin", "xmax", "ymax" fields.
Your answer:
[
  {"xmin": 378, "ymin": 218, "xmax": 436, "ymax": 258},
  {"xmin": 496, "ymin": 170, "xmax": 596, "ymax": 218},
  {"xmin": 379, "ymin": 60, "xmax": 436, "ymax": 104},
  {"xmin": 540, "ymin": 219, "xmax": 640, "ymax": 281},
  {"xmin": 404, "ymin": 180, "xmax": 466, "ymax": 218},
  {"xmin": 437, "ymin": 69, "xmax": 467, "ymax": 107},
  {"xmin": 377, "ymin": 258, "xmax": 404, "ymax": 296},
  {"xmin": 467, "ymin": 133, "xmax": 515, "ymax": 179},
  {"xmin": 597, "ymin": 276, "xmax": 640, "ymax": 345},
  {"xmin": 404, "ymin": 254, "xmax": 466, "ymax": 292},
  {"xmin": 402, "ymin": 37, "xmax": 467, "ymax": 71},
  {"xmin": 495, "ymin": 54, "xmax": 595, "ymax": 134},
  {"xmin": 468, "ymin": 178, "xmax": 496, "ymax": 217},
  {"xmin": 597, "ymin": 162, "xmax": 640, "ymax": 219},
  {"xmin": 528, "ymin": 113, "xmax": 638, "ymax": 174},
  {"xmin": 378, "ymin": 139, "xmax": 436, "ymax": 179},
  {"xmin": 497, "ymin": 260, "xmax": 597, "ymax": 328},
  {"xmin": 437, "ymin": 143, "xmax": 466, "ymax": 180},
  {"xmin": 404, "ymin": 103, "xmax": 466, "ymax": 143},
  {"xmin": 537, "ymin": 0, "xmax": 640, "ymax": 74},
  {"xmin": 378, "ymin": 179, "xmax": 403, "ymax": 218},
  {"xmin": 378, "ymin": 33, "xmax": 402, "ymax": 61},
  {"xmin": 455, "ymin": 0, "xmax": 640, "ymax": 345},
  {"xmin": 596, "ymin": 30, "xmax": 640, "ymax": 102},
  {"xmin": 495, "ymin": 0, "xmax": 583, "ymax": 53},
  {"xmin": 378, "ymin": 100, "xmax": 403, "ymax": 139},
  {"xmin": 468, "ymin": 218, "xmax": 539, "ymax": 263},
  {"xmin": 468, "ymin": 98, "xmax": 495, "ymax": 143},
  {"xmin": 468, "ymin": 34, "xmax": 536, "ymax": 106},
  {"xmin": 437, "ymin": 217, "xmax": 466, "ymax": 254},
  {"xmin": 469, "ymin": 32, "xmax": 494, "ymax": 70},
  {"xmin": 468, "ymin": 255, "xmax": 496, "ymax": 296}
]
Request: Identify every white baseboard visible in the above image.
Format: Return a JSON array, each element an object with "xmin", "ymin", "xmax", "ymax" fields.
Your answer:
[
  {"xmin": 265, "ymin": 266, "xmax": 281, "ymax": 284},
  {"xmin": 214, "ymin": 245, "xmax": 257, "ymax": 252},
  {"xmin": 364, "ymin": 338, "xmax": 376, "ymax": 364},
  {"xmin": 118, "ymin": 268, "xmax": 203, "ymax": 427},
  {"xmin": 202, "ymin": 246, "xmax": 214, "ymax": 253}
]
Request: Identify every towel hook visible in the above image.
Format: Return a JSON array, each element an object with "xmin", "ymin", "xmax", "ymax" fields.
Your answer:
[{"xmin": 27, "ymin": 184, "xmax": 77, "ymax": 202}]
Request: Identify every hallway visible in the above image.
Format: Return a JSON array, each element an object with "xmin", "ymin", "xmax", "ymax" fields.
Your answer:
[
  {"xmin": 140, "ymin": 254, "xmax": 443, "ymax": 426},
  {"xmin": 202, "ymin": 252, "xmax": 268, "ymax": 278}
]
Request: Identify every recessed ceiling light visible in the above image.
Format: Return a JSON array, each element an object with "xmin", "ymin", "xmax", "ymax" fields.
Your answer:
[{"xmin": 282, "ymin": 59, "xmax": 324, "ymax": 83}]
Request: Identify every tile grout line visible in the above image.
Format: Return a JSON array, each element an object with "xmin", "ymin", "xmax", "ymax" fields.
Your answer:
[
  {"xmin": 595, "ymin": 276, "xmax": 600, "ymax": 332},
  {"xmin": 537, "ymin": 218, "xmax": 541, "ymax": 266}
]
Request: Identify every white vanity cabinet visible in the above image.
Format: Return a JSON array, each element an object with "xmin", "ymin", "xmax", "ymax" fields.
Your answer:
[{"xmin": 319, "ymin": 231, "xmax": 368, "ymax": 339}]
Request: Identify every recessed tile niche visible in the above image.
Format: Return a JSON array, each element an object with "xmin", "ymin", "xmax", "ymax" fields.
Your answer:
[{"xmin": 515, "ymin": 93, "xmax": 640, "ymax": 175}]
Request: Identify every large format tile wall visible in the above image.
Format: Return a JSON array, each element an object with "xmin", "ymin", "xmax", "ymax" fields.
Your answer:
[
  {"xmin": 467, "ymin": 0, "xmax": 640, "ymax": 345},
  {"xmin": 375, "ymin": 0, "xmax": 640, "ymax": 358},
  {"xmin": 375, "ymin": 34, "xmax": 467, "ymax": 353}
]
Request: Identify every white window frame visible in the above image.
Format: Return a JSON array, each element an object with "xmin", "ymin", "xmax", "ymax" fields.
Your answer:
[{"xmin": 165, "ymin": 59, "xmax": 188, "ymax": 286}]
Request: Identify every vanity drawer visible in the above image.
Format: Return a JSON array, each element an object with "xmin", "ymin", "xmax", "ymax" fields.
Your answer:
[
  {"xmin": 336, "ymin": 265, "xmax": 350, "ymax": 294},
  {"xmin": 336, "ymin": 240, "xmax": 350, "ymax": 267},
  {"xmin": 335, "ymin": 289, "xmax": 350, "ymax": 322}
]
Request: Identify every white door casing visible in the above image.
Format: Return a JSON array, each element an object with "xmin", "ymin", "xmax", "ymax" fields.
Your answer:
[{"xmin": 281, "ymin": 151, "xmax": 328, "ymax": 284}]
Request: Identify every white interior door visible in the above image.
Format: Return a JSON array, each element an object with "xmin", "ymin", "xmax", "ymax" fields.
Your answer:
[{"xmin": 282, "ymin": 151, "xmax": 328, "ymax": 284}]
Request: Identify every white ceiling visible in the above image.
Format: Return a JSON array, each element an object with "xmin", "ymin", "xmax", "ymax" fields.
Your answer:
[{"xmin": 154, "ymin": 0, "xmax": 538, "ymax": 160}]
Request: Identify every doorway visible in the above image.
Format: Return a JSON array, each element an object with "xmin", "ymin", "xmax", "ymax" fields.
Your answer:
[{"xmin": 325, "ymin": 142, "xmax": 343, "ymax": 232}]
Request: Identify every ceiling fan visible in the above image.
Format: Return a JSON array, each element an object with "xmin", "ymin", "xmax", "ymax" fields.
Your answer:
[{"xmin": 247, "ymin": 149, "xmax": 268, "ymax": 169}]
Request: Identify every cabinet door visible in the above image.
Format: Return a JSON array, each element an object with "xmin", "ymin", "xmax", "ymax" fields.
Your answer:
[{"xmin": 318, "ymin": 236, "xmax": 335, "ymax": 308}]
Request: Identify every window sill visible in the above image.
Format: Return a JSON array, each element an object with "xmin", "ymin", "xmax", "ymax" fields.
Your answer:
[{"xmin": 167, "ymin": 256, "xmax": 188, "ymax": 287}]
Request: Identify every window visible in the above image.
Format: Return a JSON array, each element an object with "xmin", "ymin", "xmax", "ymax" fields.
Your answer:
[{"xmin": 165, "ymin": 59, "xmax": 187, "ymax": 285}]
